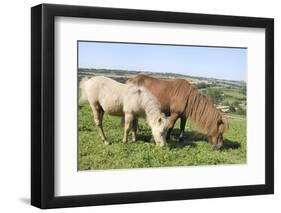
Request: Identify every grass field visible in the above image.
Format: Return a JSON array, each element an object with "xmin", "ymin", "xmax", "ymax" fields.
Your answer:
[{"xmin": 78, "ymin": 104, "xmax": 246, "ymax": 170}]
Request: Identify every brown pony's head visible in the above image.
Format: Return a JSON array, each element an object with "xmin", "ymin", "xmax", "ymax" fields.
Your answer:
[
  {"xmin": 184, "ymin": 86, "xmax": 229, "ymax": 150},
  {"xmin": 208, "ymin": 115, "xmax": 228, "ymax": 150}
]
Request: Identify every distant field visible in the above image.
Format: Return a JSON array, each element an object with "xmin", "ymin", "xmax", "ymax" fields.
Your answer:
[
  {"xmin": 222, "ymin": 88, "xmax": 246, "ymax": 100},
  {"xmin": 78, "ymin": 104, "xmax": 246, "ymax": 170}
]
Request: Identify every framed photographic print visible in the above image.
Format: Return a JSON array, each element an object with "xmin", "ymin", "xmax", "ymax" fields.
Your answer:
[{"xmin": 31, "ymin": 3, "xmax": 274, "ymax": 209}]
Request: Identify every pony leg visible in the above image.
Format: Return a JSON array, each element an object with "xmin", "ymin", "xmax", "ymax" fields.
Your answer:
[
  {"xmin": 132, "ymin": 118, "xmax": 138, "ymax": 142},
  {"xmin": 98, "ymin": 110, "xmax": 109, "ymax": 145},
  {"xmin": 90, "ymin": 103, "xmax": 109, "ymax": 145},
  {"xmin": 179, "ymin": 117, "xmax": 187, "ymax": 142},
  {"xmin": 167, "ymin": 113, "xmax": 179, "ymax": 140},
  {"xmin": 123, "ymin": 113, "xmax": 134, "ymax": 143}
]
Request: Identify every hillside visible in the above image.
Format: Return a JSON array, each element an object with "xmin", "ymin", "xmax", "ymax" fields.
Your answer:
[{"xmin": 78, "ymin": 68, "xmax": 247, "ymax": 114}]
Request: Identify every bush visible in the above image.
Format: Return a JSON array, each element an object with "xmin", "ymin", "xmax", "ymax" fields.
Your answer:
[
  {"xmin": 229, "ymin": 105, "xmax": 236, "ymax": 113},
  {"xmin": 232, "ymin": 101, "xmax": 240, "ymax": 107},
  {"xmin": 207, "ymin": 89, "xmax": 223, "ymax": 105},
  {"xmin": 196, "ymin": 82, "xmax": 209, "ymax": 89}
]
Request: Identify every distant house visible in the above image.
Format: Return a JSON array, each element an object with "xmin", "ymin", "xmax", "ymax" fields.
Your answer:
[{"xmin": 216, "ymin": 105, "xmax": 230, "ymax": 113}]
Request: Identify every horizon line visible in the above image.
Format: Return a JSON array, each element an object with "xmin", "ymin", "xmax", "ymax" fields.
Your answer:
[{"xmin": 78, "ymin": 67, "xmax": 246, "ymax": 83}]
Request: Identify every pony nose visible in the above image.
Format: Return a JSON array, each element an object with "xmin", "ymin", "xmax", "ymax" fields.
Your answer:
[
  {"xmin": 159, "ymin": 143, "xmax": 166, "ymax": 147},
  {"xmin": 158, "ymin": 139, "xmax": 167, "ymax": 147}
]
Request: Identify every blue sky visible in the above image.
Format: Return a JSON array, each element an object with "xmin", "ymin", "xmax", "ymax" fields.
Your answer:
[{"xmin": 78, "ymin": 41, "xmax": 247, "ymax": 81}]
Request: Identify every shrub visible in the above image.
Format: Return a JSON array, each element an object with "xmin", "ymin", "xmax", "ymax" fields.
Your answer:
[
  {"xmin": 196, "ymin": 82, "xmax": 209, "ymax": 89},
  {"xmin": 207, "ymin": 89, "xmax": 223, "ymax": 105},
  {"xmin": 229, "ymin": 105, "xmax": 236, "ymax": 113}
]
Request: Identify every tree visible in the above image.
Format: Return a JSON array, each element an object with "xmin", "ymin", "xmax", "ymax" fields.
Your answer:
[
  {"xmin": 207, "ymin": 89, "xmax": 223, "ymax": 105},
  {"xmin": 229, "ymin": 105, "xmax": 236, "ymax": 112},
  {"xmin": 196, "ymin": 82, "xmax": 209, "ymax": 89}
]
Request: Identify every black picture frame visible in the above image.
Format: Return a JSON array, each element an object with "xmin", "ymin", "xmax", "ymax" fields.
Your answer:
[{"xmin": 31, "ymin": 3, "xmax": 274, "ymax": 209}]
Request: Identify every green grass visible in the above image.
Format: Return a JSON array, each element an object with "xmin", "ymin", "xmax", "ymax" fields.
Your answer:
[
  {"xmin": 222, "ymin": 88, "xmax": 246, "ymax": 101},
  {"xmin": 78, "ymin": 105, "xmax": 246, "ymax": 170}
]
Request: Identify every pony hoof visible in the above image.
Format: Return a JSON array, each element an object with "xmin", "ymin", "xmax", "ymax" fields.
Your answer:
[
  {"xmin": 103, "ymin": 140, "xmax": 109, "ymax": 145},
  {"xmin": 158, "ymin": 143, "xmax": 166, "ymax": 147}
]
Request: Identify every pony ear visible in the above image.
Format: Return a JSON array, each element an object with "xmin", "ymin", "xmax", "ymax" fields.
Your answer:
[
  {"xmin": 217, "ymin": 119, "xmax": 223, "ymax": 125},
  {"xmin": 218, "ymin": 116, "xmax": 228, "ymax": 133}
]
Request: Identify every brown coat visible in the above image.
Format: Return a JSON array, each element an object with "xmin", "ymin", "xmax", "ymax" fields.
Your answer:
[{"xmin": 127, "ymin": 75, "xmax": 228, "ymax": 148}]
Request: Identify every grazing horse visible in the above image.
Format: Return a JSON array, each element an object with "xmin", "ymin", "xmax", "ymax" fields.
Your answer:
[
  {"xmin": 127, "ymin": 75, "xmax": 228, "ymax": 149},
  {"xmin": 79, "ymin": 76, "xmax": 169, "ymax": 147}
]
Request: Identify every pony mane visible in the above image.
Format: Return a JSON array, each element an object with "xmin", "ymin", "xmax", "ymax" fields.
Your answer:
[
  {"xmin": 181, "ymin": 81, "xmax": 228, "ymax": 135},
  {"xmin": 126, "ymin": 83, "xmax": 166, "ymax": 127}
]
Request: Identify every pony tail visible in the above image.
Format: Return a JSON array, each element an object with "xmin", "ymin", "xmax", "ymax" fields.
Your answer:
[{"xmin": 79, "ymin": 77, "xmax": 89, "ymax": 105}]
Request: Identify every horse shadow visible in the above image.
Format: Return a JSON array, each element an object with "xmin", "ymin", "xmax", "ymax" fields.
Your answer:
[
  {"xmin": 136, "ymin": 128, "xmax": 240, "ymax": 150},
  {"xmin": 220, "ymin": 139, "xmax": 241, "ymax": 150},
  {"xmin": 168, "ymin": 129, "xmax": 240, "ymax": 150},
  {"xmin": 137, "ymin": 134, "xmax": 153, "ymax": 143},
  {"xmin": 136, "ymin": 127, "xmax": 154, "ymax": 143},
  {"xmin": 168, "ymin": 129, "xmax": 203, "ymax": 149}
]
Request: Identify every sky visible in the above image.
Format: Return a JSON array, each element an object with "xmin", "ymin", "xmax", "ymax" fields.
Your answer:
[{"xmin": 78, "ymin": 41, "xmax": 247, "ymax": 81}]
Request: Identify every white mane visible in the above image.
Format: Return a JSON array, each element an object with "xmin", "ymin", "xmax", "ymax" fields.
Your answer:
[{"xmin": 124, "ymin": 83, "xmax": 167, "ymax": 128}]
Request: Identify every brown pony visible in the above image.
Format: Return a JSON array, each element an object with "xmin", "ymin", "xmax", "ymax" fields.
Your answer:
[{"xmin": 127, "ymin": 75, "xmax": 228, "ymax": 149}]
